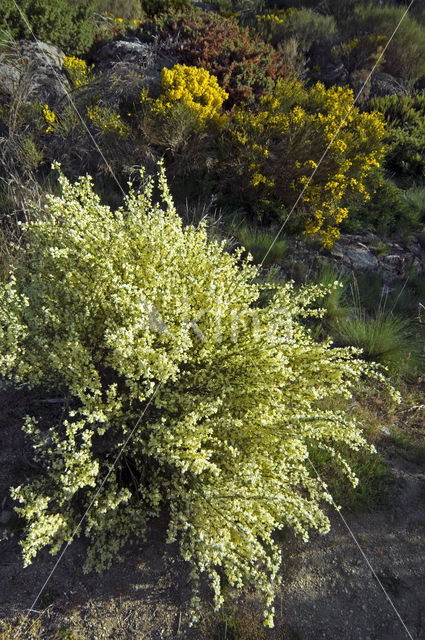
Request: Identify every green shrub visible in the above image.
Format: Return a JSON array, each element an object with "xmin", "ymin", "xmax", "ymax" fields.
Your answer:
[
  {"xmin": 346, "ymin": 5, "xmax": 425, "ymax": 84},
  {"xmin": 369, "ymin": 94, "xmax": 425, "ymax": 185},
  {"xmin": 256, "ymin": 8, "xmax": 337, "ymax": 52},
  {"xmin": 0, "ymin": 164, "xmax": 391, "ymax": 626},
  {"xmin": 0, "ymin": 0, "xmax": 102, "ymax": 55},
  {"xmin": 344, "ymin": 170, "xmax": 418, "ymax": 234},
  {"xmin": 232, "ymin": 225, "xmax": 287, "ymax": 265}
]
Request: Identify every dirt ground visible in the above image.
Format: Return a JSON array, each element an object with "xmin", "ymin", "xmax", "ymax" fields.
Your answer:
[{"xmin": 1, "ymin": 386, "xmax": 424, "ymax": 640}]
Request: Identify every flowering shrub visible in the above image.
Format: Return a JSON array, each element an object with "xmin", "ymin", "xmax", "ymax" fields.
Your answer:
[
  {"xmin": 142, "ymin": 64, "xmax": 228, "ymax": 127},
  {"xmin": 331, "ymin": 34, "xmax": 387, "ymax": 74},
  {"xmin": 369, "ymin": 93, "xmax": 425, "ymax": 184},
  {"xmin": 154, "ymin": 7, "xmax": 291, "ymax": 105},
  {"xmin": 347, "ymin": 5, "xmax": 425, "ymax": 84},
  {"xmin": 63, "ymin": 56, "xmax": 93, "ymax": 88},
  {"xmin": 42, "ymin": 104, "xmax": 56, "ymax": 133},
  {"xmin": 86, "ymin": 105, "xmax": 130, "ymax": 138},
  {"xmin": 221, "ymin": 78, "xmax": 386, "ymax": 247},
  {"xmin": 0, "ymin": 165, "xmax": 390, "ymax": 626},
  {"xmin": 256, "ymin": 8, "xmax": 337, "ymax": 52},
  {"xmin": 138, "ymin": 65, "xmax": 227, "ymax": 169}
]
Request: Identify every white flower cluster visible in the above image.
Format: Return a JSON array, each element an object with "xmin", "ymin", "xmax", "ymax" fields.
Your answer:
[{"xmin": 0, "ymin": 163, "xmax": 395, "ymax": 626}]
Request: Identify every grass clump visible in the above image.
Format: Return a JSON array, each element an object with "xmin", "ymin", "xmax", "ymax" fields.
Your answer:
[
  {"xmin": 309, "ymin": 442, "xmax": 393, "ymax": 512},
  {"xmin": 233, "ymin": 225, "xmax": 287, "ymax": 265},
  {"xmin": 332, "ymin": 311, "xmax": 422, "ymax": 379}
]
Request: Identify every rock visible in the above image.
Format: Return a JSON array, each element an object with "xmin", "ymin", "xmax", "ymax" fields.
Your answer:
[
  {"xmin": 417, "ymin": 232, "xmax": 425, "ymax": 250},
  {"xmin": 330, "ymin": 243, "xmax": 344, "ymax": 259},
  {"xmin": 410, "ymin": 256, "xmax": 423, "ymax": 272},
  {"xmin": 283, "ymin": 231, "xmax": 425, "ymax": 288},
  {"xmin": 344, "ymin": 247, "xmax": 378, "ymax": 271},
  {"xmin": 381, "ymin": 254, "xmax": 403, "ymax": 273},
  {"xmin": 409, "ymin": 240, "xmax": 423, "ymax": 258},
  {"xmin": 369, "ymin": 71, "xmax": 408, "ymax": 98},
  {"xmin": 92, "ymin": 38, "xmax": 178, "ymax": 101},
  {"xmin": 94, "ymin": 38, "xmax": 153, "ymax": 67},
  {"xmin": 321, "ymin": 62, "xmax": 349, "ymax": 87},
  {"xmin": 0, "ymin": 40, "xmax": 69, "ymax": 106}
]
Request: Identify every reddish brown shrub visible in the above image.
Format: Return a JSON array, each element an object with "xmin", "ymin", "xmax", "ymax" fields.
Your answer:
[{"xmin": 156, "ymin": 8, "xmax": 292, "ymax": 106}]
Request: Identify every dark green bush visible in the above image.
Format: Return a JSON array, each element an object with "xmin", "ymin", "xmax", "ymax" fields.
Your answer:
[
  {"xmin": 344, "ymin": 170, "xmax": 419, "ymax": 235},
  {"xmin": 345, "ymin": 5, "xmax": 425, "ymax": 84},
  {"xmin": 1, "ymin": 0, "xmax": 102, "ymax": 54},
  {"xmin": 331, "ymin": 34, "xmax": 386, "ymax": 75},
  {"xmin": 257, "ymin": 8, "xmax": 337, "ymax": 53},
  {"xmin": 369, "ymin": 94, "xmax": 425, "ymax": 185},
  {"xmin": 140, "ymin": 0, "xmax": 189, "ymax": 19}
]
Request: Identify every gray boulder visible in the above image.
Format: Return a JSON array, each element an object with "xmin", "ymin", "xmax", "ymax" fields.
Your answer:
[
  {"xmin": 343, "ymin": 246, "xmax": 379, "ymax": 271},
  {"xmin": 92, "ymin": 37, "xmax": 178, "ymax": 103},
  {"xmin": 321, "ymin": 62, "xmax": 349, "ymax": 87},
  {"xmin": 0, "ymin": 40, "xmax": 69, "ymax": 106},
  {"xmin": 369, "ymin": 71, "xmax": 408, "ymax": 98}
]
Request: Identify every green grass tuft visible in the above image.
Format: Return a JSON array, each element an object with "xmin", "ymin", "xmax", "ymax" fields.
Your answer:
[
  {"xmin": 309, "ymin": 444, "xmax": 393, "ymax": 512},
  {"xmin": 332, "ymin": 311, "xmax": 423, "ymax": 377},
  {"xmin": 233, "ymin": 225, "xmax": 288, "ymax": 265}
]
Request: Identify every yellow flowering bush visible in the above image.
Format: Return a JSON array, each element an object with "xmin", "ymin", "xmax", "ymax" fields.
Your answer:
[
  {"xmin": 142, "ymin": 64, "xmax": 228, "ymax": 128},
  {"xmin": 86, "ymin": 105, "xmax": 130, "ymax": 138},
  {"xmin": 42, "ymin": 104, "xmax": 56, "ymax": 133},
  {"xmin": 63, "ymin": 56, "xmax": 93, "ymax": 88},
  {"xmin": 0, "ymin": 164, "xmax": 391, "ymax": 626},
  {"xmin": 222, "ymin": 78, "xmax": 386, "ymax": 247}
]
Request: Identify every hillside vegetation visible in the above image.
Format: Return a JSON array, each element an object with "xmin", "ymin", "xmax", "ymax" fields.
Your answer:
[{"xmin": 0, "ymin": 1, "xmax": 425, "ymax": 638}]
